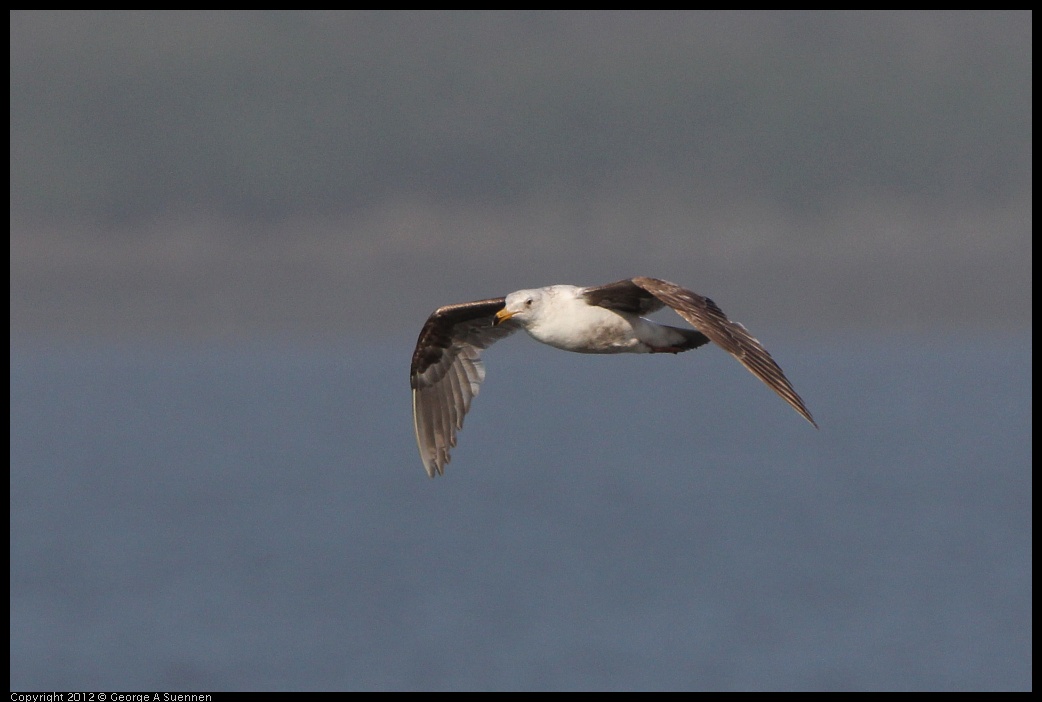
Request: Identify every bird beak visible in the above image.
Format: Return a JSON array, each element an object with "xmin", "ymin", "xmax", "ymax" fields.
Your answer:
[{"xmin": 493, "ymin": 309, "xmax": 515, "ymax": 326}]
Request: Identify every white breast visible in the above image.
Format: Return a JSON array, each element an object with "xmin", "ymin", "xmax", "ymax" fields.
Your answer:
[{"xmin": 526, "ymin": 294, "xmax": 642, "ymax": 353}]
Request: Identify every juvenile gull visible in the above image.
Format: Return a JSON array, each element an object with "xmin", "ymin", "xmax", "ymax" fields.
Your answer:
[{"xmin": 410, "ymin": 277, "xmax": 816, "ymax": 477}]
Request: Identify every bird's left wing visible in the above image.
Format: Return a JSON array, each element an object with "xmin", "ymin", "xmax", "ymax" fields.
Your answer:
[{"xmin": 410, "ymin": 298, "xmax": 520, "ymax": 476}]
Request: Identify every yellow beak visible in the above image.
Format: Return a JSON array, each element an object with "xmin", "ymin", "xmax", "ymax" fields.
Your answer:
[{"xmin": 493, "ymin": 308, "xmax": 515, "ymax": 325}]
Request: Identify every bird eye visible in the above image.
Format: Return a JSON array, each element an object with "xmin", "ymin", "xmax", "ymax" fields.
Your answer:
[{"xmin": 525, "ymin": 298, "xmax": 533, "ymax": 307}]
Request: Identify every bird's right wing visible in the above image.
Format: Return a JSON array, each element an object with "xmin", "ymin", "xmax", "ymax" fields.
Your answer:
[
  {"xmin": 632, "ymin": 276, "xmax": 817, "ymax": 428},
  {"xmin": 581, "ymin": 278, "xmax": 668, "ymax": 315}
]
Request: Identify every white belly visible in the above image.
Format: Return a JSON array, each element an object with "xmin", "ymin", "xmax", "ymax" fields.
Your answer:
[{"xmin": 527, "ymin": 304, "xmax": 644, "ymax": 354}]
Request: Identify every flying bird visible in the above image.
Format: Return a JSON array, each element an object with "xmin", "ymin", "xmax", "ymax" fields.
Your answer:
[{"xmin": 410, "ymin": 276, "xmax": 816, "ymax": 477}]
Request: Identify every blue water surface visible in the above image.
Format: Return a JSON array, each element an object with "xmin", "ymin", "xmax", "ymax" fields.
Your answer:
[{"xmin": 9, "ymin": 334, "xmax": 1032, "ymax": 691}]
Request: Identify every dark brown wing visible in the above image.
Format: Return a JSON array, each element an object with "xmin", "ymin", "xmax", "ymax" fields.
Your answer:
[
  {"xmin": 632, "ymin": 277, "xmax": 818, "ymax": 428},
  {"xmin": 410, "ymin": 298, "xmax": 519, "ymax": 477},
  {"xmin": 581, "ymin": 279, "xmax": 667, "ymax": 315}
]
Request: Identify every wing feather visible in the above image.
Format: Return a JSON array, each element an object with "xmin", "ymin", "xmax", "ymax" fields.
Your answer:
[
  {"xmin": 410, "ymin": 298, "xmax": 519, "ymax": 476},
  {"xmin": 581, "ymin": 279, "xmax": 666, "ymax": 315},
  {"xmin": 632, "ymin": 276, "xmax": 817, "ymax": 428}
]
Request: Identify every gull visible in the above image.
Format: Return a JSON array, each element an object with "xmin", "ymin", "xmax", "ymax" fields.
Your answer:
[{"xmin": 410, "ymin": 277, "xmax": 816, "ymax": 476}]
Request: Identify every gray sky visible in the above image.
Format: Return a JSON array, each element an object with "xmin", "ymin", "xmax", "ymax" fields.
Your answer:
[{"xmin": 10, "ymin": 11, "xmax": 1032, "ymax": 340}]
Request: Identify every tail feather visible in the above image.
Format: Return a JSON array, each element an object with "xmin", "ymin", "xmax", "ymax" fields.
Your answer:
[{"xmin": 668, "ymin": 325, "xmax": 710, "ymax": 351}]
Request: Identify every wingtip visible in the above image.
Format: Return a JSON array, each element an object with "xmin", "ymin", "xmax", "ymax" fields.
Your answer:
[
  {"xmin": 793, "ymin": 402, "xmax": 818, "ymax": 429},
  {"xmin": 421, "ymin": 456, "xmax": 444, "ymax": 478},
  {"xmin": 794, "ymin": 400, "xmax": 818, "ymax": 429}
]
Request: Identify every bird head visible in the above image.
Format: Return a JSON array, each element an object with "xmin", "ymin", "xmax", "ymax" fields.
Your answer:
[{"xmin": 493, "ymin": 288, "xmax": 542, "ymax": 326}]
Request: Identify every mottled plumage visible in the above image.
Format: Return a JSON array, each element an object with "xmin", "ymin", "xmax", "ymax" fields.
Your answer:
[{"xmin": 410, "ymin": 277, "xmax": 816, "ymax": 477}]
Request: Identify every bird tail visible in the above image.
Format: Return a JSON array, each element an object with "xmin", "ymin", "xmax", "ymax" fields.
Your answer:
[{"xmin": 667, "ymin": 326, "xmax": 711, "ymax": 351}]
